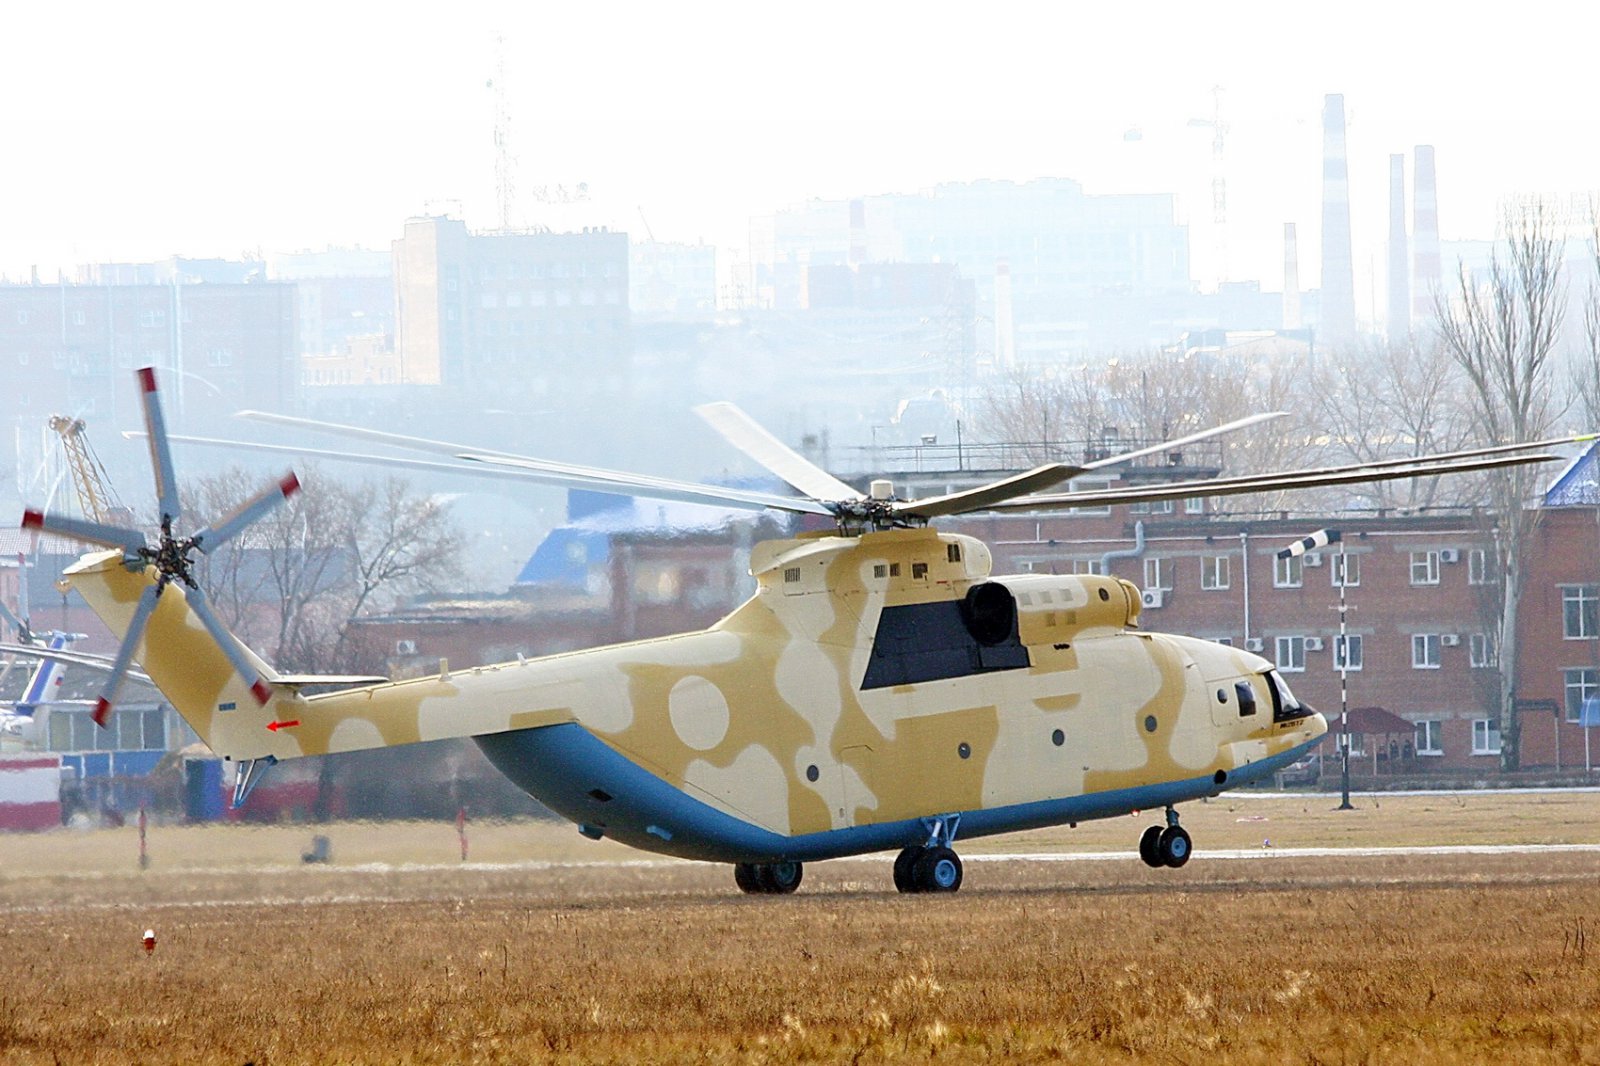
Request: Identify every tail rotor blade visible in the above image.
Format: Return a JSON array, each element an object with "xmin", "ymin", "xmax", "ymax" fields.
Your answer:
[
  {"xmin": 191, "ymin": 473, "xmax": 300, "ymax": 554},
  {"xmin": 93, "ymin": 583, "xmax": 161, "ymax": 727},
  {"xmin": 184, "ymin": 585, "xmax": 272, "ymax": 706},
  {"xmin": 138, "ymin": 367, "xmax": 182, "ymax": 526},
  {"xmin": 22, "ymin": 509, "xmax": 147, "ymax": 555}
]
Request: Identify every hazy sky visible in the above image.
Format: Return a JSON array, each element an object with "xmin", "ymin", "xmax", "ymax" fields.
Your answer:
[{"xmin": 4, "ymin": 1, "xmax": 1597, "ymax": 297}]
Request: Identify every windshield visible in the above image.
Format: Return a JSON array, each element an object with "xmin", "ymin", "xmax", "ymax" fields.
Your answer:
[{"xmin": 1265, "ymin": 670, "xmax": 1308, "ymax": 722}]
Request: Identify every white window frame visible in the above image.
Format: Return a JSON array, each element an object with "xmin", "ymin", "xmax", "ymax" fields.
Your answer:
[
  {"xmin": 1562, "ymin": 585, "xmax": 1600, "ymax": 640},
  {"xmin": 1331, "ymin": 552, "xmax": 1360, "ymax": 588},
  {"xmin": 1472, "ymin": 718, "xmax": 1502, "ymax": 755},
  {"xmin": 1410, "ymin": 550, "xmax": 1440, "ymax": 586},
  {"xmin": 1143, "ymin": 557, "xmax": 1171, "ymax": 590},
  {"xmin": 1201, "ymin": 555, "xmax": 1230, "ymax": 590},
  {"xmin": 1468, "ymin": 548, "xmax": 1491, "ymax": 585},
  {"xmin": 1414, "ymin": 719, "xmax": 1443, "ymax": 756},
  {"xmin": 1184, "ymin": 497, "xmax": 1205, "ymax": 514},
  {"xmin": 1275, "ymin": 635, "xmax": 1307, "ymax": 673},
  {"xmin": 1469, "ymin": 633, "xmax": 1497, "ymax": 668},
  {"xmin": 1064, "ymin": 478, "xmax": 1112, "ymax": 517},
  {"xmin": 1333, "ymin": 633, "xmax": 1363, "ymax": 672},
  {"xmin": 1070, "ymin": 559, "xmax": 1105, "ymax": 576},
  {"xmin": 1411, "ymin": 633, "xmax": 1441, "ymax": 669},
  {"xmin": 1273, "ymin": 554, "xmax": 1303, "ymax": 589},
  {"xmin": 1565, "ymin": 668, "xmax": 1600, "ymax": 723}
]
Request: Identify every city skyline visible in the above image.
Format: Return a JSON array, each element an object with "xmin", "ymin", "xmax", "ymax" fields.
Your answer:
[{"xmin": 4, "ymin": 2, "xmax": 1598, "ymax": 304}]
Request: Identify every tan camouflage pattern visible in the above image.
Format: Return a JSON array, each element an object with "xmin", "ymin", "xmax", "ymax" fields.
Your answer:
[{"xmin": 65, "ymin": 528, "xmax": 1325, "ymax": 836}]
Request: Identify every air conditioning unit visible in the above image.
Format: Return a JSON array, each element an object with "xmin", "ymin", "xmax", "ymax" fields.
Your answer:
[
  {"xmin": 395, "ymin": 639, "xmax": 417, "ymax": 655},
  {"xmin": 1440, "ymin": 548, "xmax": 1461, "ymax": 563},
  {"xmin": 1441, "ymin": 633, "xmax": 1461, "ymax": 647},
  {"xmin": 1304, "ymin": 636, "xmax": 1325, "ymax": 651},
  {"xmin": 1303, "ymin": 552, "xmax": 1323, "ymax": 567},
  {"xmin": 1140, "ymin": 588, "xmax": 1165, "ymax": 609},
  {"xmin": 1245, "ymin": 637, "xmax": 1264, "ymax": 652}
]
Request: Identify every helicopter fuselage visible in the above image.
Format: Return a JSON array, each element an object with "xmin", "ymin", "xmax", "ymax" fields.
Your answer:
[{"xmin": 69, "ymin": 526, "xmax": 1326, "ymax": 864}]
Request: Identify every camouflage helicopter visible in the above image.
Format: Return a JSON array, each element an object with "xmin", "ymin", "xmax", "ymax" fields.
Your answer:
[{"xmin": 23, "ymin": 368, "xmax": 1565, "ymax": 894}]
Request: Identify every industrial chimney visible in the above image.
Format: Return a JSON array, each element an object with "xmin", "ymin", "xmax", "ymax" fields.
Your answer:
[{"xmin": 1320, "ymin": 94, "xmax": 1356, "ymax": 346}]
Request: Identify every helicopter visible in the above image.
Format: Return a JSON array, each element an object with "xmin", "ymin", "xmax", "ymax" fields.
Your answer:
[{"xmin": 21, "ymin": 368, "xmax": 1567, "ymax": 894}]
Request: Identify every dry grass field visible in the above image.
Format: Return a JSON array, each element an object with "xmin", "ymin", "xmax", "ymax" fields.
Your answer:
[{"xmin": 6, "ymin": 791, "xmax": 1600, "ymax": 1064}]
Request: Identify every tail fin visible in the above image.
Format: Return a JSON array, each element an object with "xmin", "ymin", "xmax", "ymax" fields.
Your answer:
[
  {"xmin": 63, "ymin": 551, "xmax": 289, "ymax": 761},
  {"xmin": 14, "ymin": 631, "xmax": 78, "ymax": 715}
]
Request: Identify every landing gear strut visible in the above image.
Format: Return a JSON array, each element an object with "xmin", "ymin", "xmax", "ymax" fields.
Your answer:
[
  {"xmin": 893, "ymin": 813, "xmax": 965, "ymax": 893},
  {"xmin": 734, "ymin": 860, "xmax": 804, "ymax": 894},
  {"xmin": 1138, "ymin": 807, "xmax": 1192, "ymax": 869}
]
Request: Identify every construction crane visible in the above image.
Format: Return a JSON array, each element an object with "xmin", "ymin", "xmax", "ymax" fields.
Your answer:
[{"xmin": 48, "ymin": 415, "xmax": 128, "ymax": 526}]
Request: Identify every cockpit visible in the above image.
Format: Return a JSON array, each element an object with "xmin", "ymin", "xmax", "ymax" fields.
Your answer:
[{"xmin": 1265, "ymin": 669, "xmax": 1314, "ymax": 724}]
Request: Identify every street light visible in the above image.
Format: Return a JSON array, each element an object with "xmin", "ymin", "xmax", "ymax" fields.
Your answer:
[{"xmin": 1279, "ymin": 528, "xmax": 1355, "ymax": 810}]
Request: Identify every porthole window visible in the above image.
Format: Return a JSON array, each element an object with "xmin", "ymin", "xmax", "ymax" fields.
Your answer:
[
  {"xmin": 1216, "ymin": 689, "xmax": 1228, "ymax": 704},
  {"xmin": 805, "ymin": 764, "xmax": 819, "ymax": 782},
  {"xmin": 1144, "ymin": 715, "xmax": 1158, "ymax": 733},
  {"xmin": 957, "ymin": 742, "xmax": 971, "ymax": 759},
  {"xmin": 1051, "ymin": 729, "xmax": 1065, "ymax": 747},
  {"xmin": 1098, "ymin": 588, "xmax": 1110, "ymax": 601}
]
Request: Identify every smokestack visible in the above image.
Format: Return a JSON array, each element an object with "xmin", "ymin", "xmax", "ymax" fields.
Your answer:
[
  {"xmin": 994, "ymin": 259, "xmax": 1016, "ymax": 369},
  {"xmin": 1283, "ymin": 223, "xmax": 1302, "ymax": 330},
  {"xmin": 848, "ymin": 199, "xmax": 867, "ymax": 268},
  {"xmin": 1412, "ymin": 145, "xmax": 1441, "ymax": 325},
  {"xmin": 1320, "ymin": 93, "xmax": 1356, "ymax": 346},
  {"xmin": 1387, "ymin": 154, "xmax": 1410, "ymax": 348}
]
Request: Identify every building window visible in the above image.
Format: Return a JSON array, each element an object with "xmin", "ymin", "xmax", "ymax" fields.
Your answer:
[
  {"xmin": 139, "ymin": 309, "xmax": 165, "ymax": 328},
  {"xmin": 1273, "ymin": 554, "xmax": 1303, "ymax": 589},
  {"xmin": 1201, "ymin": 555, "xmax": 1230, "ymax": 590},
  {"xmin": 1472, "ymin": 718, "xmax": 1502, "ymax": 755},
  {"xmin": 1563, "ymin": 586, "xmax": 1600, "ymax": 639},
  {"xmin": 71, "ymin": 309, "xmax": 86, "ymax": 326},
  {"xmin": 1468, "ymin": 548, "xmax": 1491, "ymax": 585},
  {"xmin": 1143, "ymin": 557, "xmax": 1171, "ymax": 590},
  {"xmin": 1333, "ymin": 634, "xmax": 1363, "ymax": 671},
  {"xmin": 1469, "ymin": 632, "xmax": 1497, "ymax": 668},
  {"xmin": 1564, "ymin": 668, "xmax": 1600, "ymax": 722},
  {"xmin": 1130, "ymin": 498, "xmax": 1175, "ymax": 515},
  {"xmin": 1064, "ymin": 478, "xmax": 1112, "ymax": 516},
  {"xmin": 1415, "ymin": 719, "xmax": 1443, "ymax": 755},
  {"xmin": 1410, "ymin": 550, "xmax": 1440, "ymax": 586},
  {"xmin": 1331, "ymin": 552, "xmax": 1360, "ymax": 588},
  {"xmin": 1184, "ymin": 497, "xmax": 1205, "ymax": 514},
  {"xmin": 1275, "ymin": 635, "xmax": 1306, "ymax": 673},
  {"xmin": 1412, "ymin": 633, "xmax": 1441, "ymax": 669},
  {"xmin": 1070, "ymin": 559, "xmax": 1104, "ymax": 576}
]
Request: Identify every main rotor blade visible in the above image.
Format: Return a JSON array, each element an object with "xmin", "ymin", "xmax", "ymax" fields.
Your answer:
[
  {"xmin": 990, "ymin": 451, "xmax": 1560, "ymax": 512},
  {"xmin": 1080, "ymin": 412, "xmax": 1289, "ymax": 471},
  {"xmin": 22, "ymin": 509, "xmax": 147, "ymax": 555},
  {"xmin": 92, "ymin": 583, "xmax": 161, "ymax": 727},
  {"xmin": 454, "ymin": 454, "xmax": 834, "ymax": 515},
  {"xmin": 184, "ymin": 585, "xmax": 273, "ymax": 705},
  {"xmin": 0, "ymin": 642, "xmax": 153, "ymax": 685},
  {"xmin": 235, "ymin": 410, "xmax": 532, "ymax": 462},
  {"xmin": 894, "ymin": 463, "xmax": 1085, "ymax": 521},
  {"xmin": 191, "ymin": 473, "xmax": 301, "ymax": 554},
  {"xmin": 693, "ymin": 402, "xmax": 864, "ymax": 503},
  {"xmin": 138, "ymin": 367, "xmax": 182, "ymax": 525}
]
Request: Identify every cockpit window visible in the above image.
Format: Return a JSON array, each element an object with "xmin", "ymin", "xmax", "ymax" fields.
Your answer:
[
  {"xmin": 1266, "ymin": 670, "xmax": 1308, "ymax": 723},
  {"xmin": 1234, "ymin": 681, "xmax": 1257, "ymax": 717}
]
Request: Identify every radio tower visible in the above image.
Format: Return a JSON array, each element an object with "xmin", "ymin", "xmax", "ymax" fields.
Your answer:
[{"xmin": 490, "ymin": 33, "xmax": 518, "ymax": 232}]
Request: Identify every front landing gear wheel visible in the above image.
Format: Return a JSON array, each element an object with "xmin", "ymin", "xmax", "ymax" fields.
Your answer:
[
  {"xmin": 1138, "ymin": 825, "xmax": 1164, "ymax": 868},
  {"xmin": 734, "ymin": 860, "xmax": 804, "ymax": 894},
  {"xmin": 1157, "ymin": 825, "xmax": 1192, "ymax": 868},
  {"xmin": 911, "ymin": 846, "xmax": 963, "ymax": 892},
  {"xmin": 893, "ymin": 847, "xmax": 921, "ymax": 893}
]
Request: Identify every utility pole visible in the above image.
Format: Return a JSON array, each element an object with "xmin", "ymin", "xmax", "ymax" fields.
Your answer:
[{"xmin": 1279, "ymin": 528, "xmax": 1355, "ymax": 810}]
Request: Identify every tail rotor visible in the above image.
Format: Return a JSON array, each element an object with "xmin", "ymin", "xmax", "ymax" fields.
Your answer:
[{"xmin": 20, "ymin": 367, "xmax": 299, "ymax": 727}]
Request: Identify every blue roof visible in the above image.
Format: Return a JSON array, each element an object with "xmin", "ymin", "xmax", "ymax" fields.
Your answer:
[{"xmin": 1544, "ymin": 440, "xmax": 1600, "ymax": 506}]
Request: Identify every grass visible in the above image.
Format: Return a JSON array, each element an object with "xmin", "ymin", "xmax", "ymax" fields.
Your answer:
[{"xmin": 6, "ymin": 791, "xmax": 1600, "ymax": 1062}]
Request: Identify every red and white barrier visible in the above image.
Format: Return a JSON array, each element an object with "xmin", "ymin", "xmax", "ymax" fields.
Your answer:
[{"xmin": 0, "ymin": 754, "xmax": 63, "ymax": 831}]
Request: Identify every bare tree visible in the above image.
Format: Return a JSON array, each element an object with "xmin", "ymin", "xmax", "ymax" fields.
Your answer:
[
  {"xmin": 189, "ymin": 468, "xmax": 463, "ymax": 674},
  {"xmin": 1435, "ymin": 201, "xmax": 1568, "ymax": 771},
  {"xmin": 1571, "ymin": 201, "xmax": 1600, "ymax": 428},
  {"xmin": 1309, "ymin": 338, "xmax": 1476, "ymax": 511}
]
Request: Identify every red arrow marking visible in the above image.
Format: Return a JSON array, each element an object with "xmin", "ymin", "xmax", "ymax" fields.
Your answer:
[{"xmin": 266, "ymin": 719, "xmax": 301, "ymax": 732}]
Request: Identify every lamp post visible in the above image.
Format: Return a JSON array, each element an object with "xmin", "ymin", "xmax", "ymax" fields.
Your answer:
[{"xmin": 1279, "ymin": 528, "xmax": 1354, "ymax": 810}]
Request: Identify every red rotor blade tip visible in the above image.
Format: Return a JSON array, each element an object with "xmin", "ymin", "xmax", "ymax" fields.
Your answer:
[
  {"xmin": 92, "ymin": 698, "xmax": 113, "ymax": 728},
  {"xmin": 280, "ymin": 472, "xmax": 301, "ymax": 498},
  {"xmin": 251, "ymin": 679, "xmax": 272, "ymax": 705},
  {"xmin": 21, "ymin": 509, "xmax": 43, "ymax": 530},
  {"xmin": 138, "ymin": 367, "xmax": 157, "ymax": 392}
]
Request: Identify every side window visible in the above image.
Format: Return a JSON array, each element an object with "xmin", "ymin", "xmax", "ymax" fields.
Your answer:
[{"xmin": 1234, "ymin": 681, "xmax": 1257, "ymax": 717}]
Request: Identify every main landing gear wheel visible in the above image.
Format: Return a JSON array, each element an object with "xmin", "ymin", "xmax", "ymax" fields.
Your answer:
[
  {"xmin": 734, "ymin": 860, "xmax": 804, "ymax": 894},
  {"xmin": 895, "ymin": 846, "xmax": 964, "ymax": 893},
  {"xmin": 1157, "ymin": 826, "xmax": 1191, "ymax": 868},
  {"xmin": 1138, "ymin": 825, "xmax": 1164, "ymax": 868}
]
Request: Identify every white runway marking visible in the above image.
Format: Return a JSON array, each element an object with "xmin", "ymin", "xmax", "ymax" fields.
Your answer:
[{"xmin": 968, "ymin": 843, "xmax": 1600, "ymax": 862}]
